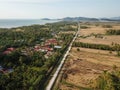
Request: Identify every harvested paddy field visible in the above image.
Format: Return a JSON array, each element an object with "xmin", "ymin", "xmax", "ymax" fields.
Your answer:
[
  {"xmin": 76, "ymin": 35, "xmax": 120, "ymax": 45},
  {"xmin": 77, "ymin": 22, "xmax": 120, "ymax": 45},
  {"xmin": 59, "ymin": 22, "xmax": 120, "ymax": 90},
  {"xmin": 59, "ymin": 48, "xmax": 120, "ymax": 90}
]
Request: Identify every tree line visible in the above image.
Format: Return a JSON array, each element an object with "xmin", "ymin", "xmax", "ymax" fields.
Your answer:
[
  {"xmin": 106, "ymin": 29, "xmax": 120, "ymax": 35},
  {"xmin": 73, "ymin": 42, "xmax": 120, "ymax": 56},
  {"xmin": 73, "ymin": 42, "xmax": 114, "ymax": 51}
]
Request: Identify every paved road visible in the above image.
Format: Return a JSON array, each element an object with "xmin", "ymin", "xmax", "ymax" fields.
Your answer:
[{"xmin": 46, "ymin": 23, "xmax": 80, "ymax": 90}]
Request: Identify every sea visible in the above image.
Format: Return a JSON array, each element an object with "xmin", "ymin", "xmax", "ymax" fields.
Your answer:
[{"xmin": 0, "ymin": 19, "xmax": 60, "ymax": 28}]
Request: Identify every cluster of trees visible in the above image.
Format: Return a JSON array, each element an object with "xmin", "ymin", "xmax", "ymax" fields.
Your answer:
[
  {"xmin": 48, "ymin": 21, "xmax": 78, "ymax": 32},
  {"xmin": 106, "ymin": 29, "xmax": 120, "ymax": 35},
  {"xmin": 0, "ymin": 22, "xmax": 77, "ymax": 89},
  {"xmin": 0, "ymin": 25, "xmax": 52, "ymax": 48},
  {"xmin": 0, "ymin": 51, "xmax": 48, "ymax": 90}
]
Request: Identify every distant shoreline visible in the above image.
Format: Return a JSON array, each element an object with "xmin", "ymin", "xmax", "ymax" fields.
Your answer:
[{"xmin": 0, "ymin": 19, "xmax": 60, "ymax": 28}]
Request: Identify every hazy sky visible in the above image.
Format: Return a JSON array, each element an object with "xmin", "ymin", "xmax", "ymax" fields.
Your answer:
[{"xmin": 0, "ymin": 0, "xmax": 120, "ymax": 19}]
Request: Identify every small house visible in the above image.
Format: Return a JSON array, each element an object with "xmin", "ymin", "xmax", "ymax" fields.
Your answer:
[
  {"xmin": 3, "ymin": 47, "xmax": 15, "ymax": 55},
  {"xmin": 45, "ymin": 39, "xmax": 58, "ymax": 45}
]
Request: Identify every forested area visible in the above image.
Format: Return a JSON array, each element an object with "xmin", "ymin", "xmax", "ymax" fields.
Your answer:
[{"xmin": 0, "ymin": 22, "xmax": 77, "ymax": 90}]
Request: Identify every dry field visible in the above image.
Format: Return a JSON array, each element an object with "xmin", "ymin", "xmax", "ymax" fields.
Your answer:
[
  {"xmin": 79, "ymin": 47, "xmax": 117, "ymax": 55},
  {"xmin": 59, "ymin": 22, "xmax": 120, "ymax": 90},
  {"xmin": 59, "ymin": 48, "xmax": 120, "ymax": 90},
  {"xmin": 76, "ymin": 35, "xmax": 120, "ymax": 45},
  {"xmin": 78, "ymin": 25, "xmax": 106, "ymax": 35},
  {"xmin": 77, "ymin": 22, "xmax": 120, "ymax": 45}
]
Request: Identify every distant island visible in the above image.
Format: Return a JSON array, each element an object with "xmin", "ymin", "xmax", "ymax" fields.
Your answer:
[
  {"xmin": 41, "ymin": 18, "xmax": 51, "ymax": 20},
  {"xmin": 41, "ymin": 16, "xmax": 120, "ymax": 22}
]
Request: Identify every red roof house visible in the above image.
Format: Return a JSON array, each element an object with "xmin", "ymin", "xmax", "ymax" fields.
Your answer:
[{"xmin": 3, "ymin": 47, "xmax": 15, "ymax": 55}]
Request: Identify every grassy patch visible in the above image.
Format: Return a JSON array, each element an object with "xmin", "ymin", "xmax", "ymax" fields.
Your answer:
[{"xmin": 61, "ymin": 80, "xmax": 92, "ymax": 90}]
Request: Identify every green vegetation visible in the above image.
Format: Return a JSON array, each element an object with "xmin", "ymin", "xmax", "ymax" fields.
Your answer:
[
  {"xmin": 106, "ymin": 29, "xmax": 120, "ymax": 35},
  {"xmin": 111, "ymin": 43, "xmax": 120, "ymax": 56},
  {"xmin": 78, "ymin": 33, "xmax": 104, "ymax": 39},
  {"xmin": 102, "ymin": 25, "xmax": 112, "ymax": 28},
  {"xmin": 61, "ymin": 80, "xmax": 92, "ymax": 90},
  {"xmin": 94, "ymin": 34, "xmax": 104, "ymax": 38},
  {"xmin": 80, "ymin": 25, "xmax": 89, "ymax": 29},
  {"xmin": 95, "ymin": 67, "xmax": 120, "ymax": 90},
  {"xmin": 73, "ymin": 42, "xmax": 114, "ymax": 51},
  {"xmin": 73, "ymin": 42, "xmax": 120, "ymax": 56},
  {"xmin": 0, "ymin": 22, "xmax": 77, "ymax": 89},
  {"xmin": 77, "ymin": 48, "xmax": 80, "ymax": 51},
  {"xmin": 0, "ymin": 25, "xmax": 52, "ymax": 48}
]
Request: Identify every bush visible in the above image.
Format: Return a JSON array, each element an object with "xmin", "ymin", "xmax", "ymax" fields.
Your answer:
[
  {"xmin": 77, "ymin": 48, "xmax": 80, "ymax": 51},
  {"xmin": 117, "ymin": 51, "xmax": 120, "ymax": 56},
  {"xmin": 102, "ymin": 25, "xmax": 112, "ymax": 28}
]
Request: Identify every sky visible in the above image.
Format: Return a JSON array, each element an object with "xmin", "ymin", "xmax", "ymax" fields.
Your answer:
[{"xmin": 0, "ymin": 0, "xmax": 120, "ymax": 19}]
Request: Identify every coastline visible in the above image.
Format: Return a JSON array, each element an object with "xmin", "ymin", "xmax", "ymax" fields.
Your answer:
[{"xmin": 0, "ymin": 19, "xmax": 60, "ymax": 28}]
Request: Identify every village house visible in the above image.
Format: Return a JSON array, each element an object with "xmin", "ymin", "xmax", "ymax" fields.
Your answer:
[
  {"xmin": 34, "ymin": 38, "xmax": 59, "ymax": 58},
  {"xmin": 45, "ymin": 39, "xmax": 58, "ymax": 46},
  {"xmin": 34, "ymin": 45, "xmax": 53, "ymax": 52},
  {"xmin": 3, "ymin": 47, "xmax": 15, "ymax": 55}
]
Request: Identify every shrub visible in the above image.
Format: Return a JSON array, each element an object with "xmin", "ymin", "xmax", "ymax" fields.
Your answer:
[
  {"xmin": 81, "ymin": 25, "xmax": 89, "ymax": 29},
  {"xmin": 102, "ymin": 25, "xmax": 112, "ymax": 28},
  {"xmin": 77, "ymin": 48, "xmax": 80, "ymax": 51},
  {"xmin": 117, "ymin": 51, "xmax": 120, "ymax": 56}
]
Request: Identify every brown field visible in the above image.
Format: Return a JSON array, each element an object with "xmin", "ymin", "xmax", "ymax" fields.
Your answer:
[
  {"xmin": 59, "ymin": 48, "xmax": 120, "ymax": 90},
  {"xmin": 78, "ymin": 26, "xmax": 106, "ymax": 35},
  {"xmin": 76, "ymin": 35, "xmax": 120, "ymax": 45},
  {"xmin": 59, "ymin": 22, "xmax": 120, "ymax": 90},
  {"xmin": 77, "ymin": 23, "xmax": 120, "ymax": 45},
  {"xmin": 79, "ymin": 22, "xmax": 120, "ymax": 35}
]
